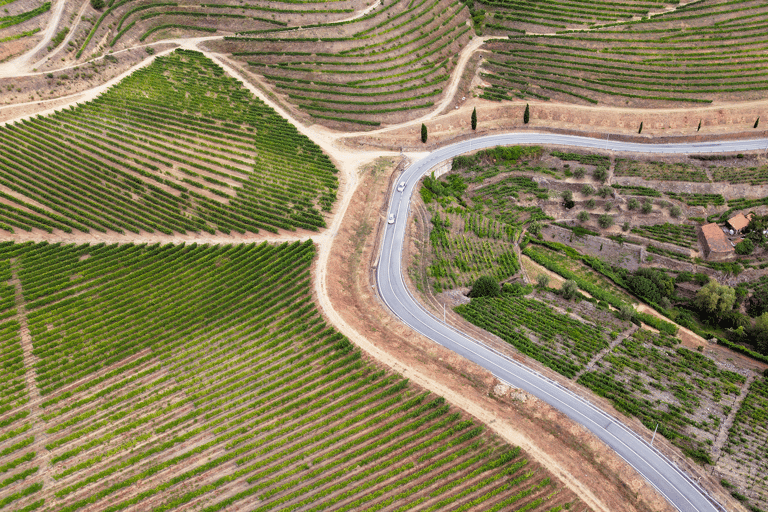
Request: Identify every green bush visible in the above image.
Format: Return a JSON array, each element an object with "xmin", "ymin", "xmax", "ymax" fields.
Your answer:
[
  {"xmin": 469, "ymin": 275, "xmax": 500, "ymax": 298},
  {"xmin": 577, "ymin": 211, "xmax": 589, "ymax": 222},
  {"xmin": 561, "ymin": 279, "xmax": 578, "ymax": 300},
  {"xmin": 736, "ymin": 238, "xmax": 754, "ymax": 255},
  {"xmin": 597, "ymin": 214, "xmax": 613, "ymax": 229},
  {"xmin": 421, "ymin": 123, "xmax": 428, "ymax": 143}
]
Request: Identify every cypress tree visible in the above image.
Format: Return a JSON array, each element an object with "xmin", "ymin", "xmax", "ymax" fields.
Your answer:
[
  {"xmin": 421, "ymin": 123, "xmax": 428, "ymax": 143},
  {"xmin": 697, "ymin": 119, "xmax": 702, "ymax": 132},
  {"xmin": 638, "ymin": 122, "xmax": 643, "ymax": 134},
  {"xmin": 471, "ymin": 107, "xmax": 477, "ymax": 130},
  {"xmin": 755, "ymin": 117, "xmax": 760, "ymax": 129},
  {"xmin": 523, "ymin": 103, "xmax": 530, "ymax": 124}
]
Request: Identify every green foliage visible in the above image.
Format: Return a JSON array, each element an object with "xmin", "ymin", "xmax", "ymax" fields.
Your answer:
[
  {"xmin": 471, "ymin": 107, "xmax": 477, "ymax": 130},
  {"xmin": 421, "ymin": 123, "xmax": 428, "ymax": 143},
  {"xmin": 695, "ymin": 280, "xmax": 736, "ymax": 317},
  {"xmin": 469, "ymin": 275, "xmax": 500, "ymax": 298},
  {"xmin": 597, "ymin": 214, "xmax": 613, "ymax": 229},
  {"xmin": 536, "ymin": 274, "xmax": 549, "ymax": 288},
  {"xmin": 0, "ymin": 51, "xmax": 338, "ymax": 235},
  {"xmin": 561, "ymin": 279, "xmax": 578, "ymax": 300},
  {"xmin": 0, "ymin": 240, "xmax": 547, "ymax": 511},
  {"xmin": 90, "ymin": 0, "xmax": 105, "ymax": 8},
  {"xmin": 577, "ymin": 211, "xmax": 589, "ymax": 223},
  {"xmin": 638, "ymin": 122, "xmax": 643, "ymax": 134},
  {"xmin": 593, "ymin": 167, "xmax": 608, "ymax": 183},
  {"xmin": 670, "ymin": 205, "xmax": 682, "ymax": 218},
  {"xmin": 523, "ymin": 104, "xmax": 529, "ymax": 124},
  {"xmin": 457, "ymin": 295, "xmax": 609, "ymax": 377},
  {"xmin": 736, "ymin": 238, "xmax": 755, "ymax": 255}
]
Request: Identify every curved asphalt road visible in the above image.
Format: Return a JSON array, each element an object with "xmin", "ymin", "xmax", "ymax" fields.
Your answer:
[{"xmin": 377, "ymin": 133, "xmax": 768, "ymax": 512}]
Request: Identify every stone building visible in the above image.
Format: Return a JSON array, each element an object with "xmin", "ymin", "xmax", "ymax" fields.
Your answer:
[
  {"xmin": 727, "ymin": 213, "xmax": 753, "ymax": 234},
  {"xmin": 698, "ymin": 223, "xmax": 733, "ymax": 260}
]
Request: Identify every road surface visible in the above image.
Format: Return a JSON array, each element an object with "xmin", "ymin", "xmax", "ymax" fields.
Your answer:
[{"xmin": 376, "ymin": 132, "xmax": 768, "ymax": 512}]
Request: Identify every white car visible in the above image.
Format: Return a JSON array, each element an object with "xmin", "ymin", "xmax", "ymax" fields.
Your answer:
[
  {"xmin": 397, "ymin": 181, "xmax": 406, "ymax": 193},
  {"xmin": 388, "ymin": 213, "xmax": 395, "ymax": 224}
]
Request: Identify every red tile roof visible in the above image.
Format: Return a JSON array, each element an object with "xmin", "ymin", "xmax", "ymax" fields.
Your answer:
[
  {"xmin": 700, "ymin": 223, "xmax": 732, "ymax": 254},
  {"xmin": 727, "ymin": 213, "xmax": 752, "ymax": 231}
]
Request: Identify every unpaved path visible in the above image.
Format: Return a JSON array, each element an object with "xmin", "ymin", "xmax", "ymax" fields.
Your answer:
[
  {"xmin": 28, "ymin": 0, "xmax": 91, "ymax": 71},
  {"xmin": 0, "ymin": 0, "xmax": 68, "ymax": 77},
  {"xmin": 634, "ymin": 303, "xmax": 707, "ymax": 348}
]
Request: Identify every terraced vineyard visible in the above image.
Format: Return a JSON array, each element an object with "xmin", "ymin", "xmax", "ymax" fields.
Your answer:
[
  {"xmin": 722, "ymin": 377, "xmax": 768, "ymax": 511},
  {"xmin": 614, "ymin": 159, "xmax": 709, "ymax": 182},
  {"xmin": 579, "ymin": 329, "xmax": 747, "ymax": 466},
  {"xmin": 456, "ymin": 295, "xmax": 610, "ymax": 378},
  {"xmin": 427, "ymin": 210, "xmax": 519, "ymax": 291},
  {"xmin": 215, "ymin": 0, "xmax": 472, "ymax": 127},
  {"xmin": 479, "ymin": 0, "xmax": 768, "ymax": 105},
  {"xmin": 0, "ymin": 50, "xmax": 338, "ymax": 235},
  {"xmin": 478, "ymin": 0, "xmax": 666, "ymax": 34},
  {"xmin": 630, "ymin": 223, "xmax": 698, "ymax": 249},
  {"xmin": 0, "ymin": 240, "xmax": 580, "ymax": 512},
  {"xmin": 0, "ymin": 0, "xmax": 49, "ymax": 61},
  {"xmin": 76, "ymin": 0, "xmax": 363, "ymax": 59}
]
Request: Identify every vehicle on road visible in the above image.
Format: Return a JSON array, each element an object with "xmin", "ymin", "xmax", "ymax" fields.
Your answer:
[
  {"xmin": 388, "ymin": 213, "xmax": 395, "ymax": 224},
  {"xmin": 397, "ymin": 181, "xmax": 406, "ymax": 192}
]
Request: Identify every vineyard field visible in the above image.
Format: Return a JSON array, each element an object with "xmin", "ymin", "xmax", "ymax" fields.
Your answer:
[
  {"xmin": 0, "ymin": 50, "xmax": 338, "ymax": 236},
  {"xmin": 456, "ymin": 295, "xmax": 610, "ymax": 378},
  {"xmin": 579, "ymin": 329, "xmax": 747, "ymax": 465},
  {"xmin": 0, "ymin": 241, "xmax": 581, "ymax": 512},
  {"xmin": 214, "ymin": 0, "xmax": 472, "ymax": 128},
  {"xmin": 479, "ymin": 0, "xmax": 768, "ymax": 106},
  {"xmin": 723, "ymin": 377, "xmax": 768, "ymax": 509}
]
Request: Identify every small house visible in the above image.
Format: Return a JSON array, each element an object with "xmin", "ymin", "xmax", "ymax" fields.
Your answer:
[
  {"xmin": 727, "ymin": 213, "xmax": 753, "ymax": 234},
  {"xmin": 698, "ymin": 223, "xmax": 733, "ymax": 260}
]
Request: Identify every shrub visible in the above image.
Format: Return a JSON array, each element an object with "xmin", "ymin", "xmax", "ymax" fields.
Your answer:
[
  {"xmin": 561, "ymin": 279, "xmax": 578, "ymax": 300},
  {"xmin": 537, "ymin": 274, "xmax": 549, "ymax": 288},
  {"xmin": 736, "ymin": 238, "xmax": 754, "ymax": 255},
  {"xmin": 577, "ymin": 211, "xmax": 589, "ymax": 222},
  {"xmin": 562, "ymin": 190, "xmax": 574, "ymax": 209},
  {"xmin": 421, "ymin": 123, "xmax": 428, "ymax": 143},
  {"xmin": 593, "ymin": 167, "xmax": 608, "ymax": 183},
  {"xmin": 641, "ymin": 199, "xmax": 653, "ymax": 214},
  {"xmin": 90, "ymin": 0, "xmax": 105, "ymax": 8},
  {"xmin": 669, "ymin": 205, "xmax": 681, "ymax": 218},
  {"xmin": 597, "ymin": 214, "xmax": 613, "ymax": 229},
  {"xmin": 581, "ymin": 184, "xmax": 594, "ymax": 196},
  {"xmin": 695, "ymin": 280, "xmax": 736, "ymax": 316},
  {"xmin": 622, "ymin": 221, "xmax": 630, "ymax": 232},
  {"xmin": 597, "ymin": 186, "xmax": 612, "ymax": 198},
  {"xmin": 604, "ymin": 202, "xmax": 612, "ymax": 212},
  {"xmin": 627, "ymin": 198, "xmax": 639, "ymax": 210},
  {"xmin": 573, "ymin": 167, "xmax": 586, "ymax": 179},
  {"xmin": 586, "ymin": 198, "xmax": 595, "ymax": 209},
  {"xmin": 469, "ymin": 275, "xmax": 500, "ymax": 298},
  {"xmin": 618, "ymin": 304, "xmax": 634, "ymax": 321}
]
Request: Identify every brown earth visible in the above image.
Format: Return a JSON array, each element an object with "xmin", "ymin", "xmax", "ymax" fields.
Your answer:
[
  {"xmin": 323, "ymin": 155, "xmax": 679, "ymax": 512},
  {"xmin": 343, "ymin": 97, "xmax": 768, "ymax": 152}
]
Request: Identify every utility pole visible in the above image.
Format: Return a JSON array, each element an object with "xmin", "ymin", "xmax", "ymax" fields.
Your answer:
[
  {"xmin": 651, "ymin": 423, "xmax": 659, "ymax": 447},
  {"xmin": 443, "ymin": 303, "xmax": 446, "ymax": 323}
]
